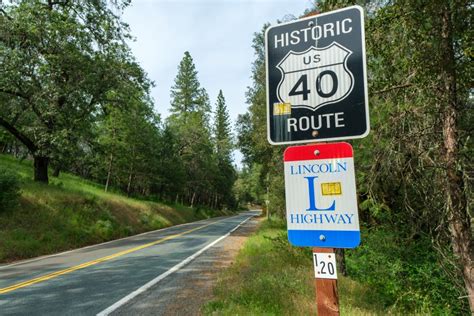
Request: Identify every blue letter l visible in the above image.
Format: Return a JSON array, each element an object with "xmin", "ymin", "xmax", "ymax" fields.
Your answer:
[{"xmin": 304, "ymin": 176, "xmax": 336, "ymax": 211}]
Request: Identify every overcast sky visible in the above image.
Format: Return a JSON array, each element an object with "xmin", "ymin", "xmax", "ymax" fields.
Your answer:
[{"xmin": 123, "ymin": 0, "xmax": 312, "ymax": 165}]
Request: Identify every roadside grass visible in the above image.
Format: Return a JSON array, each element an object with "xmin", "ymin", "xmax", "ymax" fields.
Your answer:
[
  {"xmin": 203, "ymin": 217, "xmax": 418, "ymax": 316},
  {"xmin": 203, "ymin": 217, "xmax": 317, "ymax": 315},
  {"xmin": 0, "ymin": 154, "xmax": 230, "ymax": 263}
]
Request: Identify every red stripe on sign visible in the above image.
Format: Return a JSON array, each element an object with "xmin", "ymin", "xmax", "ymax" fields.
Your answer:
[{"xmin": 284, "ymin": 142, "xmax": 353, "ymax": 162}]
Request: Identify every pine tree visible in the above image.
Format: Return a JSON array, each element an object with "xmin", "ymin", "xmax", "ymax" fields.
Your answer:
[
  {"xmin": 170, "ymin": 51, "xmax": 203, "ymax": 117},
  {"xmin": 212, "ymin": 90, "xmax": 236, "ymax": 208},
  {"xmin": 167, "ymin": 51, "xmax": 217, "ymax": 208},
  {"xmin": 214, "ymin": 90, "xmax": 232, "ymax": 160}
]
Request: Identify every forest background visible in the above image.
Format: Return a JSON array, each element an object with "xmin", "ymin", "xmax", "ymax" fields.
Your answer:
[{"xmin": 0, "ymin": 0, "xmax": 472, "ymax": 314}]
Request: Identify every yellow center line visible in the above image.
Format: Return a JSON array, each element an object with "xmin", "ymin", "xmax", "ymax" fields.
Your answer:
[{"xmin": 0, "ymin": 218, "xmax": 227, "ymax": 295}]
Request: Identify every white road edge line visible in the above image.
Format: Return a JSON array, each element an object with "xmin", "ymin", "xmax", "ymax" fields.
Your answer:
[{"xmin": 96, "ymin": 214, "xmax": 256, "ymax": 316}]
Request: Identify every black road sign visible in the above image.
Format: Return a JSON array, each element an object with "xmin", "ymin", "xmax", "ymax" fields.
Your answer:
[{"xmin": 265, "ymin": 6, "xmax": 369, "ymax": 145}]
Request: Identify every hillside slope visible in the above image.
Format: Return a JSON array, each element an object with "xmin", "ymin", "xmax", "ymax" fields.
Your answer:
[{"xmin": 0, "ymin": 154, "xmax": 230, "ymax": 263}]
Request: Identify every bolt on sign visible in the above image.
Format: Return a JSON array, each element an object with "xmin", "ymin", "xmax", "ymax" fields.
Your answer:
[
  {"xmin": 265, "ymin": 5, "xmax": 369, "ymax": 145},
  {"xmin": 283, "ymin": 142, "xmax": 360, "ymax": 248}
]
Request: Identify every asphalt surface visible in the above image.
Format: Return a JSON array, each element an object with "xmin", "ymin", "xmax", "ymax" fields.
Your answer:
[
  {"xmin": 113, "ymin": 216, "xmax": 261, "ymax": 316},
  {"xmin": 0, "ymin": 211, "xmax": 259, "ymax": 315}
]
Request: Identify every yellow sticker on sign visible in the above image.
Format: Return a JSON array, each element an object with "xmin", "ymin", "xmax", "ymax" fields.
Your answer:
[
  {"xmin": 273, "ymin": 103, "xmax": 291, "ymax": 115},
  {"xmin": 321, "ymin": 182, "xmax": 342, "ymax": 195}
]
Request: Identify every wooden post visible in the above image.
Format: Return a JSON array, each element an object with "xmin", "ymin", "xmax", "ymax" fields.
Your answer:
[{"xmin": 313, "ymin": 247, "xmax": 339, "ymax": 316}]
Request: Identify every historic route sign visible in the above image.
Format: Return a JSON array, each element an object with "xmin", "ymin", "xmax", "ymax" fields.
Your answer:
[
  {"xmin": 266, "ymin": 6, "xmax": 369, "ymax": 145},
  {"xmin": 283, "ymin": 143, "xmax": 360, "ymax": 248}
]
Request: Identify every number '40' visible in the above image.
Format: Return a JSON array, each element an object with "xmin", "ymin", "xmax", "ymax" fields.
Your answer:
[{"xmin": 288, "ymin": 71, "xmax": 338, "ymax": 100}]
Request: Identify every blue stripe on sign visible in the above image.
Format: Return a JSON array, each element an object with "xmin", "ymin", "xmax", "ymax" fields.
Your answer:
[{"xmin": 288, "ymin": 230, "xmax": 360, "ymax": 248}]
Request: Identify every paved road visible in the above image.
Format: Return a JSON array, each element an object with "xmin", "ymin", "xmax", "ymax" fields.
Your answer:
[{"xmin": 0, "ymin": 211, "xmax": 259, "ymax": 315}]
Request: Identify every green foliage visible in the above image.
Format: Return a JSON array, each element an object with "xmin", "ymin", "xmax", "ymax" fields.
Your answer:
[
  {"xmin": 152, "ymin": 124, "xmax": 187, "ymax": 200},
  {"xmin": 350, "ymin": 0, "xmax": 472, "ymax": 310},
  {"xmin": 96, "ymin": 93, "xmax": 161, "ymax": 196},
  {"xmin": 214, "ymin": 90, "xmax": 233, "ymax": 158},
  {"xmin": 213, "ymin": 90, "xmax": 237, "ymax": 208},
  {"xmin": 347, "ymin": 227, "xmax": 466, "ymax": 314},
  {"xmin": 170, "ymin": 51, "xmax": 209, "ymax": 115},
  {"xmin": 239, "ymin": 25, "xmax": 274, "ymax": 168},
  {"xmin": 0, "ymin": 0, "xmax": 151, "ymax": 182},
  {"xmin": 233, "ymin": 164, "xmax": 264, "ymax": 205},
  {"xmin": 0, "ymin": 167, "xmax": 21, "ymax": 211},
  {"xmin": 166, "ymin": 51, "xmax": 236, "ymax": 210},
  {"xmin": 91, "ymin": 219, "xmax": 114, "ymax": 240}
]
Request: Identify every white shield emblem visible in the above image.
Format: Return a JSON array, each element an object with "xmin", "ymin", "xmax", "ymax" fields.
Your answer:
[{"xmin": 277, "ymin": 42, "xmax": 354, "ymax": 111}]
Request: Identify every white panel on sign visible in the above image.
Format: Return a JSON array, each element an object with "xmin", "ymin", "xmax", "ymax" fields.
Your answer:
[
  {"xmin": 277, "ymin": 43, "xmax": 354, "ymax": 111},
  {"xmin": 313, "ymin": 253, "xmax": 337, "ymax": 279}
]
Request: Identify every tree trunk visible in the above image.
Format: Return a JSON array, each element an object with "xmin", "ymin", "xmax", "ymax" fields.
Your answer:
[
  {"xmin": 33, "ymin": 156, "xmax": 49, "ymax": 183},
  {"xmin": 126, "ymin": 171, "xmax": 134, "ymax": 197},
  {"xmin": 441, "ymin": 7, "xmax": 474, "ymax": 312},
  {"xmin": 127, "ymin": 149, "xmax": 135, "ymax": 197},
  {"xmin": 105, "ymin": 153, "xmax": 113, "ymax": 192},
  {"xmin": 191, "ymin": 191, "xmax": 196, "ymax": 208},
  {"xmin": 336, "ymin": 249, "xmax": 347, "ymax": 276},
  {"xmin": 52, "ymin": 164, "xmax": 60, "ymax": 177}
]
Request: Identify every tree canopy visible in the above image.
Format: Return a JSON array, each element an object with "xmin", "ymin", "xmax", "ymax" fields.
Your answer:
[{"xmin": 0, "ymin": 0, "xmax": 150, "ymax": 183}]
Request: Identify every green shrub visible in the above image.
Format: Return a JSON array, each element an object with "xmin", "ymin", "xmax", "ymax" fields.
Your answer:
[
  {"xmin": 0, "ymin": 167, "xmax": 21, "ymax": 211},
  {"xmin": 92, "ymin": 219, "xmax": 114, "ymax": 239},
  {"xmin": 346, "ymin": 228, "xmax": 468, "ymax": 314}
]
